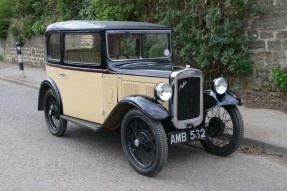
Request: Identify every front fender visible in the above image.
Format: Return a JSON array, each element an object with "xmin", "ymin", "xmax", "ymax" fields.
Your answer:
[
  {"xmin": 102, "ymin": 95, "xmax": 169, "ymax": 130},
  {"xmin": 203, "ymin": 90, "xmax": 241, "ymax": 112}
]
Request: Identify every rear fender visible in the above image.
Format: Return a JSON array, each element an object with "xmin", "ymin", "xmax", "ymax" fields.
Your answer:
[
  {"xmin": 38, "ymin": 78, "xmax": 62, "ymax": 112},
  {"xmin": 102, "ymin": 95, "xmax": 169, "ymax": 130},
  {"xmin": 203, "ymin": 90, "xmax": 241, "ymax": 112}
]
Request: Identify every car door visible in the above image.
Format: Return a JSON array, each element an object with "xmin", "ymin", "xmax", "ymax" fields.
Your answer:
[{"xmin": 57, "ymin": 32, "xmax": 105, "ymax": 123}]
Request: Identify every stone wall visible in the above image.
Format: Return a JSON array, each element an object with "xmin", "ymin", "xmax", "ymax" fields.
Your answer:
[
  {"xmin": 244, "ymin": 0, "xmax": 287, "ymax": 90},
  {"xmin": 3, "ymin": 34, "xmax": 46, "ymax": 66}
]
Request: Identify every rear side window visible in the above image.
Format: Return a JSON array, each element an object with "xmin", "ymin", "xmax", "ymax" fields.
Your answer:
[
  {"xmin": 64, "ymin": 33, "xmax": 101, "ymax": 64},
  {"xmin": 47, "ymin": 33, "xmax": 60, "ymax": 60}
]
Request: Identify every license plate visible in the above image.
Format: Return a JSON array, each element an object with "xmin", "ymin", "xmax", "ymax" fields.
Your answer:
[{"xmin": 168, "ymin": 127, "xmax": 206, "ymax": 145}]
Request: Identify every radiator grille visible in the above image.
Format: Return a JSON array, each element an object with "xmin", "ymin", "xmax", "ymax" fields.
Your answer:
[{"xmin": 177, "ymin": 77, "xmax": 200, "ymax": 120}]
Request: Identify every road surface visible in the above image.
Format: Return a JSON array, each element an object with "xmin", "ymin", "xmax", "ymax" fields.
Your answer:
[{"xmin": 0, "ymin": 80, "xmax": 286, "ymax": 190}]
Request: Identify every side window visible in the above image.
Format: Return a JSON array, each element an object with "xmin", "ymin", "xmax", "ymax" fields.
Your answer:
[
  {"xmin": 48, "ymin": 33, "xmax": 60, "ymax": 60},
  {"xmin": 64, "ymin": 33, "xmax": 101, "ymax": 64}
]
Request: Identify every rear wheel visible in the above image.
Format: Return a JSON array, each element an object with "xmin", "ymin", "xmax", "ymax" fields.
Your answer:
[
  {"xmin": 44, "ymin": 89, "xmax": 67, "ymax": 137},
  {"xmin": 200, "ymin": 105, "xmax": 244, "ymax": 156},
  {"xmin": 121, "ymin": 109, "xmax": 168, "ymax": 177}
]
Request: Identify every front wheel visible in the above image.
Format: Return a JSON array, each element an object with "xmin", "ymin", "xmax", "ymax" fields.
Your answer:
[
  {"xmin": 200, "ymin": 105, "xmax": 244, "ymax": 156},
  {"xmin": 121, "ymin": 109, "xmax": 168, "ymax": 177}
]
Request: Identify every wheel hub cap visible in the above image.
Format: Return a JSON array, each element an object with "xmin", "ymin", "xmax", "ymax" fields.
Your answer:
[
  {"xmin": 209, "ymin": 117, "xmax": 225, "ymax": 136},
  {"xmin": 134, "ymin": 139, "xmax": 140, "ymax": 147}
]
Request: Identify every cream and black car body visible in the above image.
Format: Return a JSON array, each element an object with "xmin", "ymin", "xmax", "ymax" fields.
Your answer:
[{"xmin": 38, "ymin": 21, "xmax": 244, "ymax": 176}]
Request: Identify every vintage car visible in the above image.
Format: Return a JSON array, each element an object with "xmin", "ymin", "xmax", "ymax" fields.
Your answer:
[{"xmin": 38, "ymin": 21, "xmax": 244, "ymax": 176}]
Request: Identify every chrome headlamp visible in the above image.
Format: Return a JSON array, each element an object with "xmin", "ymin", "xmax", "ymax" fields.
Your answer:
[
  {"xmin": 154, "ymin": 83, "xmax": 172, "ymax": 101},
  {"xmin": 212, "ymin": 77, "xmax": 228, "ymax": 95}
]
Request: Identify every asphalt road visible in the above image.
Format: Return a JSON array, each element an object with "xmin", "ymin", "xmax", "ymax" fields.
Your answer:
[{"xmin": 0, "ymin": 80, "xmax": 286, "ymax": 191}]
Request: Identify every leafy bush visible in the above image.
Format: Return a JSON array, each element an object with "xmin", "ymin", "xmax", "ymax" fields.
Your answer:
[
  {"xmin": 31, "ymin": 21, "xmax": 46, "ymax": 35},
  {"xmin": 0, "ymin": 55, "xmax": 3, "ymax": 61},
  {"xmin": 0, "ymin": 0, "xmax": 252, "ymax": 84},
  {"xmin": 156, "ymin": 0, "xmax": 252, "ymax": 81},
  {"xmin": 11, "ymin": 29, "xmax": 24, "ymax": 46},
  {"xmin": 22, "ymin": 16, "xmax": 35, "ymax": 38},
  {"xmin": 79, "ymin": 0, "xmax": 96, "ymax": 20},
  {"xmin": 79, "ymin": 0, "xmax": 137, "ymax": 20},
  {"xmin": 83, "ymin": 0, "xmax": 252, "ymax": 82},
  {"xmin": 82, "ymin": 0, "xmax": 253, "ymax": 84},
  {"xmin": 2, "ymin": 0, "xmax": 60, "ymax": 42},
  {"xmin": 0, "ymin": 0, "xmax": 12, "ymax": 39},
  {"xmin": 57, "ymin": 0, "xmax": 82, "ymax": 20},
  {"xmin": 271, "ymin": 67, "xmax": 287, "ymax": 92}
]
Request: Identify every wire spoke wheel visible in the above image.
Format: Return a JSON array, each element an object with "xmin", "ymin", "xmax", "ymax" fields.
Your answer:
[
  {"xmin": 200, "ymin": 105, "xmax": 244, "ymax": 156},
  {"xmin": 121, "ymin": 109, "xmax": 168, "ymax": 177},
  {"xmin": 44, "ymin": 89, "xmax": 67, "ymax": 137},
  {"xmin": 46, "ymin": 96, "xmax": 61, "ymax": 131},
  {"xmin": 127, "ymin": 117, "xmax": 156, "ymax": 168}
]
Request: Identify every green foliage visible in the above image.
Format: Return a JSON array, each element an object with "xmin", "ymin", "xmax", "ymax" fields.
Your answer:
[
  {"xmin": 31, "ymin": 21, "xmax": 46, "ymax": 35},
  {"xmin": 78, "ymin": 0, "xmax": 252, "ymax": 81},
  {"xmin": 79, "ymin": 0, "xmax": 137, "ymax": 20},
  {"xmin": 79, "ymin": 0, "xmax": 97, "ymax": 20},
  {"xmin": 0, "ymin": 0, "xmax": 252, "ymax": 82},
  {"xmin": 0, "ymin": 55, "xmax": 3, "ymax": 61},
  {"xmin": 148, "ymin": 44, "xmax": 164, "ymax": 58},
  {"xmin": 0, "ymin": 0, "xmax": 59, "ymax": 42},
  {"xmin": 0, "ymin": 19, "xmax": 10, "ymax": 39},
  {"xmin": 57, "ymin": 0, "xmax": 82, "ymax": 20},
  {"xmin": 11, "ymin": 28, "xmax": 24, "ymax": 45},
  {"xmin": 0, "ymin": 0, "xmax": 12, "ymax": 38},
  {"xmin": 22, "ymin": 16, "xmax": 34, "ymax": 38},
  {"xmin": 156, "ymin": 0, "xmax": 252, "ymax": 80},
  {"xmin": 121, "ymin": 37, "xmax": 136, "ymax": 56},
  {"xmin": 271, "ymin": 67, "xmax": 287, "ymax": 92}
]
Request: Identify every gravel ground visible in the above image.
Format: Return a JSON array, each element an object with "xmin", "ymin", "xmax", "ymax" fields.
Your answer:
[{"xmin": 238, "ymin": 91, "xmax": 287, "ymax": 113}]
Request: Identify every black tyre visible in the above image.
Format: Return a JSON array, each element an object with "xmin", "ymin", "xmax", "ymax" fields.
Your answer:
[
  {"xmin": 44, "ymin": 89, "xmax": 67, "ymax": 137},
  {"xmin": 121, "ymin": 109, "xmax": 168, "ymax": 177},
  {"xmin": 200, "ymin": 105, "xmax": 244, "ymax": 156}
]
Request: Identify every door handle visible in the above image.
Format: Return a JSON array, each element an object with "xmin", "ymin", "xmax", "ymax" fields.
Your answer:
[{"xmin": 59, "ymin": 72, "xmax": 65, "ymax": 76}]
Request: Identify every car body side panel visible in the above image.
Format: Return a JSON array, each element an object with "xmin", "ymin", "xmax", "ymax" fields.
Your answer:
[
  {"xmin": 46, "ymin": 65, "xmax": 105, "ymax": 123},
  {"xmin": 117, "ymin": 74, "xmax": 169, "ymax": 109},
  {"xmin": 103, "ymin": 74, "xmax": 118, "ymax": 120}
]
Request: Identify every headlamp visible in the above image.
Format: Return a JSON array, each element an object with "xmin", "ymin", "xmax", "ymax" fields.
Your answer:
[
  {"xmin": 154, "ymin": 83, "xmax": 172, "ymax": 101},
  {"xmin": 212, "ymin": 77, "xmax": 228, "ymax": 95}
]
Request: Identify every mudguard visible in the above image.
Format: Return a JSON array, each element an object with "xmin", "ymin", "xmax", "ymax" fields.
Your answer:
[
  {"xmin": 102, "ymin": 95, "xmax": 169, "ymax": 130},
  {"xmin": 38, "ymin": 78, "xmax": 62, "ymax": 112},
  {"xmin": 203, "ymin": 90, "xmax": 241, "ymax": 112}
]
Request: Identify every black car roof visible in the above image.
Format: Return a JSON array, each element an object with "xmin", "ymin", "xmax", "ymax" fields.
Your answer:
[{"xmin": 46, "ymin": 20, "xmax": 170, "ymax": 33}]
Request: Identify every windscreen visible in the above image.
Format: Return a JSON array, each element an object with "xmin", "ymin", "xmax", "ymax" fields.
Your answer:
[{"xmin": 107, "ymin": 31, "xmax": 171, "ymax": 60}]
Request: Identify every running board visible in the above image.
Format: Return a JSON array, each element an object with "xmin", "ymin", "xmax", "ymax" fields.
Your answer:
[{"xmin": 60, "ymin": 115, "xmax": 102, "ymax": 132}]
